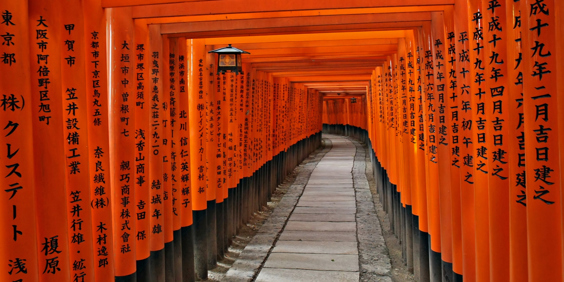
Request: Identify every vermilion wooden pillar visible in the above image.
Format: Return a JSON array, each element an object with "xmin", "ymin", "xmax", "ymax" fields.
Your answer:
[
  {"xmin": 0, "ymin": 2, "xmax": 40, "ymax": 282},
  {"xmin": 521, "ymin": 0, "xmax": 562, "ymax": 281},
  {"xmin": 505, "ymin": 1, "xmax": 528, "ymax": 281},
  {"xmin": 108, "ymin": 7, "xmax": 137, "ymax": 281},
  {"xmin": 133, "ymin": 18, "xmax": 151, "ymax": 282},
  {"xmin": 188, "ymin": 38, "xmax": 208, "ymax": 280}
]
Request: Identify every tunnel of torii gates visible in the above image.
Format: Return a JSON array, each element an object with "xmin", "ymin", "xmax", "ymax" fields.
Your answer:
[{"xmin": 1, "ymin": 0, "xmax": 564, "ymax": 281}]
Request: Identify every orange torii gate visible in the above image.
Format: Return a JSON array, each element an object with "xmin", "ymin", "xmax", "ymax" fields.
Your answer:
[{"xmin": 2, "ymin": 0, "xmax": 564, "ymax": 281}]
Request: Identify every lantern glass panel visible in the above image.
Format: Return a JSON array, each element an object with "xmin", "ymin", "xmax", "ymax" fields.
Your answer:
[{"xmin": 219, "ymin": 54, "xmax": 236, "ymax": 67}]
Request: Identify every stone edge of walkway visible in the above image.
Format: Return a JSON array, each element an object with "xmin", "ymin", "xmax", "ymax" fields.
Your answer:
[
  {"xmin": 224, "ymin": 138, "xmax": 334, "ymax": 282},
  {"xmin": 351, "ymin": 137, "xmax": 393, "ymax": 282}
]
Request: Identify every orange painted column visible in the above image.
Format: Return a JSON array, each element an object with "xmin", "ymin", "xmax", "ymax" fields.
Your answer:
[
  {"xmin": 406, "ymin": 33, "xmax": 419, "ymax": 219},
  {"xmin": 84, "ymin": 1, "xmax": 116, "ymax": 280},
  {"xmin": 441, "ymin": 7, "xmax": 464, "ymax": 276},
  {"xmin": 466, "ymin": 1, "xmax": 490, "ymax": 280},
  {"xmin": 267, "ymin": 74, "xmax": 275, "ymax": 163},
  {"xmin": 421, "ymin": 22, "xmax": 442, "ymax": 254},
  {"xmin": 243, "ymin": 64, "xmax": 252, "ymax": 181},
  {"xmin": 236, "ymin": 68, "xmax": 246, "ymax": 185},
  {"xmin": 177, "ymin": 39, "xmax": 193, "ymax": 228},
  {"xmin": 258, "ymin": 72, "xmax": 266, "ymax": 170},
  {"xmin": 215, "ymin": 66, "xmax": 225, "ymax": 205},
  {"xmin": 188, "ymin": 39, "xmax": 207, "ymax": 211},
  {"xmin": 521, "ymin": 0, "xmax": 562, "ymax": 281},
  {"xmin": 219, "ymin": 71, "xmax": 228, "ymax": 202},
  {"xmin": 161, "ymin": 34, "xmax": 174, "ymax": 251},
  {"xmin": 225, "ymin": 71, "xmax": 237, "ymax": 191},
  {"xmin": 273, "ymin": 78, "xmax": 280, "ymax": 156},
  {"xmin": 394, "ymin": 49, "xmax": 405, "ymax": 203},
  {"xmin": 0, "ymin": 2, "xmax": 40, "ymax": 281},
  {"xmin": 205, "ymin": 50, "xmax": 217, "ymax": 205},
  {"xmin": 480, "ymin": 0, "xmax": 510, "ymax": 280},
  {"xmin": 432, "ymin": 12, "xmax": 454, "ymax": 265},
  {"xmin": 398, "ymin": 38, "xmax": 413, "ymax": 210},
  {"xmin": 386, "ymin": 57, "xmax": 399, "ymax": 187},
  {"xmin": 148, "ymin": 24, "xmax": 165, "ymax": 256},
  {"xmin": 261, "ymin": 73, "xmax": 268, "ymax": 168},
  {"xmin": 557, "ymin": 2, "xmax": 564, "ymax": 279},
  {"xmin": 28, "ymin": 0, "xmax": 73, "ymax": 280},
  {"xmin": 133, "ymin": 19, "xmax": 151, "ymax": 264},
  {"xmin": 413, "ymin": 33, "xmax": 429, "ymax": 235},
  {"xmin": 505, "ymin": 1, "xmax": 527, "ymax": 281},
  {"xmin": 61, "ymin": 2, "xmax": 96, "ymax": 280},
  {"xmin": 168, "ymin": 38, "xmax": 182, "ymax": 236},
  {"xmin": 452, "ymin": 0, "xmax": 476, "ymax": 280},
  {"xmin": 108, "ymin": 7, "xmax": 137, "ymax": 277}
]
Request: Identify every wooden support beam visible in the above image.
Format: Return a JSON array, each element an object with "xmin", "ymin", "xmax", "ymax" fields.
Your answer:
[
  {"xmin": 219, "ymin": 38, "xmax": 400, "ymax": 50},
  {"xmin": 131, "ymin": 0, "xmax": 453, "ymax": 18},
  {"xmin": 203, "ymin": 30, "xmax": 409, "ymax": 45},
  {"xmin": 159, "ymin": 12, "xmax": 431, "ymax": 35},
  {"xmin": 288, "ymin": 75, "xmax": 371, "ymax": 82},
  {"xmin": 159, "ymin": 22, "xmax": 425, "ymax": 38},
  {"xmin": 242, "ymin": 45, "xmax": 397, "ymax": 57},
  {"xmin": 246, "ymin": 55, "xmax": 387, "ymax": 64},
  {"xmin": 102, "ymin": 0, "xmax": 211, "ymax": 8}
]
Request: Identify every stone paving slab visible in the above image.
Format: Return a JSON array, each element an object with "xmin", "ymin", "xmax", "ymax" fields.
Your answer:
[
  {"xmin": 301, "ymin": 191, "xmax": 355, "ymax": 196},
  {"xmin": 296, "ymin": 201, "xmax": 356, "ymax": 208},
  {"xmin": 292, "ymin": 206, "xmax": 356, "ymax": 214},
  {"xmin": 303, "ymin": 186, "xmax": 354, "ymax": 190},
  {"xmin": 298, "ymin": 195, "xmax": 356, "ymax": 202},
  {"xmin": 256, "ymin": 268, "xmax": 359, "ymax": 282},
  {"xmin": 289, "ymin": 213, "xmax": 355, "ymax": 222},
  {"xmin": 272, "ymin": 241, "xmax": 358, "ymax": 254},
  {"xmin": 263, "ymin": 253, "xmax": 359, "ymax": 271},
  {"xmin": 285, "ymin": 221, "xmax": 357, "ymax": 232},
  {"xmin": 278, "ymin": 230, "xmax": 357, "ymax": 242}
]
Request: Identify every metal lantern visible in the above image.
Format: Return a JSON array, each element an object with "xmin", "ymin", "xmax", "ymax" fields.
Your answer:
[{"xmin": 208, "ymin": 44, "xmax": 250, "ymax": 75}]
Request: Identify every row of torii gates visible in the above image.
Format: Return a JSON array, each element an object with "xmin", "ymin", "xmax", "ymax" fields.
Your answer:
[{"xmin": 1, "ymin": 0, "xmax": 564, "ymax": 281}]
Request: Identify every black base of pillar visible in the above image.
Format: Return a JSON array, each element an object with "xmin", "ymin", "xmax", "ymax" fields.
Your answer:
[
  {"xmin": 149, "ymin": 248, "xmax": 165, "ymax": 282},
  {"xmin": 136, "ymin": 256, "xmax": 150, "ymax": 282},
  {"xmin": 227, "ymin": 189, "xmax": 234, "ymax": 244},
  {"xmin": 442, "ymin": 261, "xmax": 454, "ymax": 282},
  {"xmin": 413, "ymin": 216, "xmax": 421, "ymax": 280},
  {"xmin": 193, "ymin": 209, "xmax": 208, "ymax": 280},
  {"xmin": 116, "ymin": 272, "xmax": 137, "ymax": 282},
  {"xmin": 181, "ymin": 225, "xmax": 195, "ymax": 282},
  {"xmin": 173, "ymin": 230, "xmax": 182, "ymax": 282},
  {"xmin": 428, "ymin": 235, "xmax": 442, "ymax": 282},
  {"xmin": 406, "ymin": 206, "xmax": 414, "ymax": 272},
  {"xmin": 419, "ymin": 231, "xmax": 431, "ymax": 282},
  {"xmin": 216, "ymin": 201, "xmax": 225, "ymax": 259},
  {"xmin": 454, "ymin": 272, "xmax": 463, "ymax": 282},
  {"xmin": 165, "ymin": 240, "xmax": 174, "ymax": 281},
  {"xmin": 206, "ymin": 200, "xmax": 218, "ymax": 269}
]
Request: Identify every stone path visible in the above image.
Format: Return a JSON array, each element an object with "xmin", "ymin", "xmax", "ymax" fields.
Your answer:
[
  {"xmin": 225, "ymin": 134, "xmax": 391, "ymax": 282},
  {"xmin": 256, "ymin": 135, "xmax": 359, "ymax": 282}
]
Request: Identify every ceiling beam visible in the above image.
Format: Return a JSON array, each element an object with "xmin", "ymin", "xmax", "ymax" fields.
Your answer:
[
  {"xmin": 288, "ymin": 75, "xmax": 372, "ymax": 82},
  {"xmin": 217, "ymin": 38, "xmax": 399, "ymax": 50},
  {"xmin": 160, "ymin": 12, "xmax": 430, "ymax": 35},
  {"xmin": 203, "ymin": 30, "xmax": 409, "ymax": 45},
  {"xmin": 131, "ymin": 0, "xmax": 453, "ymax": 18},
  {"xmin": 245, "ymin": 55, "xmax": 388, "ymax": 63}
]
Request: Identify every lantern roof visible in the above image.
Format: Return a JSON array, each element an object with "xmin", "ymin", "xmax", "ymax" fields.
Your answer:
[{"xmin": 208, "ymin": 44, "xmax": 250, "ymax": 54}]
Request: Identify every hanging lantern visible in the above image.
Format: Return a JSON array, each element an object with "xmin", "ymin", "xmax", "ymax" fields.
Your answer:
[
  {"xmin": 351, "ymin": 97, "xmax": 357, "ymax": 103},
  {"xmin": 208, "ymin": 44, "xmax": 250, "ymax": 75}
]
